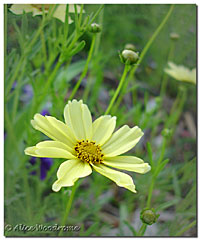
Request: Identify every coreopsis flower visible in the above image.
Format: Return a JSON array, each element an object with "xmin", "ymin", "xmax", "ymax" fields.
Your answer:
[
  {"xmin": 25, "ymin": 100, "xmax": 150, "ymax": 193},
  {"xmin": 164, "ymin": 62, "xmax": 196, "ymax": 85},
  {"xmin": 10, "ymin": 4, "xmax": 82, "ymax": 23}
]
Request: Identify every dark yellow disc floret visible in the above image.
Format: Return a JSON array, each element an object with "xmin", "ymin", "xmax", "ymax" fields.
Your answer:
[{"xmin": 74, "ymin": 140, "xmax": 104, "ymax": 164}]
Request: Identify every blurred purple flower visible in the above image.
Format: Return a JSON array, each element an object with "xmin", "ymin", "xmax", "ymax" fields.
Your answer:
[
  {"xmin": 29, "ymin": 157, "xmax": 53, "ymax": 180},
  {"xmin": 20, "ymin": 84, "xmax": 33, "ymax": 102},
  {"xmin": 41, "ymin": 108, "xmax": 50, "ymax": 116},
  {"xmin": 29, "ymin": 107, "xmax": 52, "ymax": 180},
  {"xmin": 11, "ymin": 81, "xmax": 17, "ymax": 92}
]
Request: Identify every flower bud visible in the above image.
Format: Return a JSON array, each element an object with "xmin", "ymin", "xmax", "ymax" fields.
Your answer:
[
  {"xmin": 161, "ymin": 128, "xmax": 172, "ymax": 138},
  {"xmin": 140, "ymin": 208, "xmax": 159, "ymax": 225},
  {"xmin": 89, "ymin": 23, "xmax": 101, "ymax": 33},
  {"xmin": 170, "ymin": 32, "xmax": 180, "ymax": 41},
  {"xmin": 120, "ymin": 49, "xmax": 139, "ymax": 65},
  {"xmin": 124, "ymin": 43, "xmax": 136, "ymax": 51}
]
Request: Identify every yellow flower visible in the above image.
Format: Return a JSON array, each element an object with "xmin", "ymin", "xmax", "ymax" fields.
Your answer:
[
  {"xmin": 25, "ymin": 100, "xmax": 150, "ymax": 193},
  {"xmin": 164, "ymin": 62, "xmax": 196, "ymax": 85},
  {"xmin": 10, "ymin": 4, "xmax": 82, "ymax": 23}
]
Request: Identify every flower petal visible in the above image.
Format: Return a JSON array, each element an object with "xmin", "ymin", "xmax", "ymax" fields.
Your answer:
[
  {"xmin": 53, "ymin": 5, "xmax": 73, "ymax": 23},
  {"xmin": 25, "ymin": 143, "xmax": 75, "ymax": 159},
  {"xmin": 91, "ymin": 115, "xmax": 116, "ymax": 145},
  {"xmin": 31, "ymin": 114, "xmax": 76, "ymax": 148},
  {"xmin": 10, "ymin": 4, "xmax": 35, "ymax": 14},
  {"xmin": 103, "ymin": 156, "xmax": 151, "ymax": 174},
  {"xmin": 52, "ymin": 160, "xmax": 92, "ymax": 192},
  {"xmin": 64, "ymin": 100, "xmax": 92, "ymax": 140},
  {"xmin": 68, "ymin": 4, "xmax": 82, "ymax": 13},
  {"xmin": 36, "ymin": 140, "xmax": 74, "ymax": 153},
  {"xmin": 92, "ymin": 164, "xmax": 136, "ymax": 193},
  {"xmin": 102, "ymin": 125, "xmax": 144, "ymax": 157}
]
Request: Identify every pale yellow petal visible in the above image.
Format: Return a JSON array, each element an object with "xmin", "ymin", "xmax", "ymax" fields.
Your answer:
[
  {"xmin": 91, "ymin": 115, "xmax": 116, "ymax": 145},
  {"xmin": 164, "ymin": 62, "xmax": 196, "ymax": 85},
  {"xmin": 25, "ymin": 144, "xmax": 75, "ymax": 159},
  {"xmin": 31, "ymin": 114, "xmax": 76, "ymax": 149},
  {"xmin": 68, "ymin": 4, "xmax": 83, "ymax": 13},
  {"xmin": 46, "ymin": 116, "xmax": 76, "ymax": 143},
  {"xmin": 36, "ymin": 140, "xmax": 74, "ymax": 153},
  {"xmin": 52, "ymin": 160, "xmax": 92, "ymax": 192},
  {"xmin": 53, "ymin": 5, "xmax": 73, "ymax": 23},
  {"xmin": 24, "ymin": 146, "xmax": 38, "ymax": 157},
  {"xmin": 102, "ymin": 125, "xmax": 144, "ymax": 157},
  {"xmin": 103, "ymin": 156, "xmax": 151, "ymax": 174},
  {"xmin": 92, "ymin": 164, "xmax": 136, "ymax": 193},
  {"xmin": 10, "ymin": 4, "xmax": 35, "ymax": 14},
  {"xmin": 64, "ymin": 100, "xmax": 92, "ymax": 140}
]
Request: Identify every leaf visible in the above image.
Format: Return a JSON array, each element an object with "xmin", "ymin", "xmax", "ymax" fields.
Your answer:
[{"xmin": 54, "ymin": 60, "xmax": 86, "ymax": 91}]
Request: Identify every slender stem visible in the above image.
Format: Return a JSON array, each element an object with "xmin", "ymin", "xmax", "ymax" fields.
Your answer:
[
  {"xmin": 130, "ymin": 5, "xmax": 174, "ymax": 78},
  {"xmin": 146, "ymin": 136, "xmax": 167, "ymax": 208},
  {"xmin": 40, "ymin": 29, "xmax": 47, "ymax": 68},
  {"xmin": 160, "ymin": 40, "xmax": 175, "ymax": 96},
  {"xmin": 105, "ymin": 64, "xmax": 130, "ymax": 115},
  {"xmin": 4, "ymin": 108, "xmax": 24, "ymax": 160},
  {"xmin": 63, "ymin": 4, "xmax": 69, "ymax": 45},
  {"xmin": 74, "ymin": 4, "xmax": 79, "ymax": 33},
  {"xmin": 12, "ymin": 61, "xmax": 26, "ymax": 120},
  {"xmin": 88, "ymin": 5, "xmax": 104, "ymax": 26},
  {"xmin": 5, "ymin": 15, "xmax": 47, "ymax": 98},
  {"xmin": 115, "ymin": 4, "xmax": 174, "ymax": 108},
  {"xmin": 146, "ymin": 177, "xmax": 156, "ymax": 208},
  {"xmin": 94, "ymin": 7, "xmax": 104, "ymax": 56},
  {"xmin": 78, "ymin": 4, "xmax": 84, "ymax": 27},
  {"xmin": 68, "ymin": 34, "xmax": 96, "ymax": 100},
  {"xmin": 137, "ymin": 223, "xmax": 147, "ymax": 236},
  {"xmin": 175, "ymin": 220, "xmax": 196, "ymax": 236},
  {"xmin": 165, "ymin": 86, "xmax": 187, "ymax": 129},
  {"xmin": 58, "ymin": 181, "xmax": 80, "ymax": 236}
]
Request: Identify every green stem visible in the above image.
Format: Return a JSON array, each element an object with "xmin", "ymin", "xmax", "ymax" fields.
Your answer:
[
  {"xmin": 146, "ymin": 136, "xmax": 167, "ymax": 208},
  {"xmin": 58, "ymin": 181, "xmax": 80, "ymax": 236},
  {"xmin": 11, "ymin": 61, "xmax": 26, "ymax": 120},
  {"xmin": 160, "ymin": 40, "xmax": 175, "ymax": 96},
  {"xmin": 4, "ymin": 108, "xmax": 24, "ymax": 160},
  {"xmin": 68, "ymin": 34, "xmax": 96, "ymax": 100},
  {"xmin": 5, "ymin": 15, "xmax": 47, "ymax": 98},
  {"xmin": 165, "ymin": 86, "xmax": 187, "ymax": 129},
  {"xmin": 146, "ymin": 176, "xmax": 156, "ymax": 208},
  {"xmin": 115, "ymin": 4, "xmax": 174, "ymax": 108},
  {"xmin": 78, "ymin": 4, "xmax": 84, "ymax": 27},
  {"xmin": 105, "ymin": 64, "xmax": 130, "ymax": 115},
  {"xmin": 175, "ymin": 220, "xmax": 196, "ymax": 236},
  {"xmin": 40, "ymin": 29, "xmax": 47, "ymax": 68},
  {"xmin": 38, "ymin": 60, "xmax": 62, "ymax": 105},
  {"xmin": 94, "ymin": 7, "xmax": 104, "ymax": 56},
  {"xmin": 137, "ymin": 223, "xmax": 147, "ymax": 236},
  {"xmin": 130, "ymin": 5, "xmax": 174, "ymax": 78}
]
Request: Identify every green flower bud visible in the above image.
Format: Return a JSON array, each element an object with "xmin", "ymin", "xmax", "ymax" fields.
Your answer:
[
  {"xmin": 124, "ymin": 43, "xmax": 136, "ymax": 51},
  {"xmin": 170, "ymin": 32, "xmax": 180, "ymax": 41},
  {"xmin": 120, "ymin": 49, "xmax": 139, "ymax": 65},
  {"xmin": 140, "ymin": 208, "xmax": 159, "ymax": 225},
  {"xmin": 89, "ymin": 23, "xmax": 101, "ymax": 33},
  {"xmin": 161, "ymin": 128, "xmax": 173, "ymax": 138}
]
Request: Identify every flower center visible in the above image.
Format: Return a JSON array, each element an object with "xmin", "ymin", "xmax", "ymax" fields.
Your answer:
[
  {"xmin": 74, "ymin": 140, "xmax": 104, "ymax": 164},
  {"xmin": 31, "ymin": 4, "xmax": 51, "ymax": 11}
]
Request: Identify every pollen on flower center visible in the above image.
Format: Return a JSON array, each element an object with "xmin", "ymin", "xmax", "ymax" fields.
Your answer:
[{"xmin": 74, "ymin": 140, "xmax": 104, "ymax": 164}]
